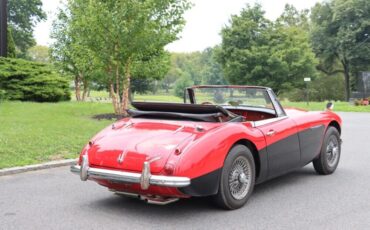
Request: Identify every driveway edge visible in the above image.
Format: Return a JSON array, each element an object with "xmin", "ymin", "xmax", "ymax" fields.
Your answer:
[{"xmin": 0, "ymin": 159, "xmax": 78, "ymax": 176}]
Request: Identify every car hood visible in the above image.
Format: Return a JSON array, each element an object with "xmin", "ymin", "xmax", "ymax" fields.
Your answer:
[{"xmin": 87, "ymin": 118, "xmax": 222, "ymax": 173}]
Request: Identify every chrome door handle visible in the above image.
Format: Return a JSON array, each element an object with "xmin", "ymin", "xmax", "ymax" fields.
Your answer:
[{"xmin": 266, "ymin": 130, "xmax": 276, "ymax": 136}]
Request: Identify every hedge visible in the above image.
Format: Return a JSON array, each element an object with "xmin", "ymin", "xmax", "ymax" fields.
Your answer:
[{"xmin": 0, "ymin": 58, "xmax": 71, "ymax": 102}]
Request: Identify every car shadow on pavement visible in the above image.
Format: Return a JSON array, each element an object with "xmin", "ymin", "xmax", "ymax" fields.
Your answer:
[{"xmin": 87, "ymin": 166, "xmax": 318, "ymax": 218}]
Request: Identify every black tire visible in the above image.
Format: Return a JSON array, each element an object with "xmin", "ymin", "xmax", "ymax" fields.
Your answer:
[
  {"xmin": 214, "ymin": 144, "xmax": 256, "ymax": 210},
  {"xmin": 313, "ymin": 126, "xmax": 341, "ymax": 175}
]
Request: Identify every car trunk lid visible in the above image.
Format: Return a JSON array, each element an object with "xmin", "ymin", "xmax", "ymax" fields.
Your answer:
[{"xmin": 88, "ymin": 119, "xmax": 220, "ymax": 173}]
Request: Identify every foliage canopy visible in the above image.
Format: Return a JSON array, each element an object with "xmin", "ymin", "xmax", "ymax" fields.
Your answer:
[
  {"xmin": 219, "ymin": 4, "xmax": 318, "ymax": 95},
  {"xmin": 310, "ymin": 0, "xmax": 370, "ymax": 101},
  {"xmin": 7, "ymin": 0, "xmax": 46, "ymax": 56},
  {"xmin": 51, "ymin": 0, "xmax": 190, "ymax": 113}
]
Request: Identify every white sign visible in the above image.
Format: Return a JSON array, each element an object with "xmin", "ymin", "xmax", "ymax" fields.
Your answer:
[{"xmin": 304, "ymin": 77, "xmax": 311, "ymax": 82}]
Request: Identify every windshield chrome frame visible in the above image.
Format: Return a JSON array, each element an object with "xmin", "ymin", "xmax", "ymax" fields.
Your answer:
[{"xmin": 185, "ymin": 86, "xmax": 286, "ymax": 117}]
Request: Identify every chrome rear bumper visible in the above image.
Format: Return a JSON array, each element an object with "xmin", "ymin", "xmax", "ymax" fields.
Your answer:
[{"xmin": 70, "ymin": 155, "xmax": 190, "ymax": 190}]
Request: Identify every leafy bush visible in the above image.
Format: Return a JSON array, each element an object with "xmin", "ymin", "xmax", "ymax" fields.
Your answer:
[
  {"xmin": 174, "ymin": 74, "xmax": 193, "ymax": 98},
  {"xmin": 0, "ymin": 89, "xmax": 7, "ymax": 101},
  {"xmin": 0, "ymin": 58, "xmax": 70, "ymax": 102}
]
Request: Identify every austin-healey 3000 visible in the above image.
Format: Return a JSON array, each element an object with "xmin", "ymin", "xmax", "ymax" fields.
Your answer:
[{"xmin": 71, "ymin": 85, "xmax": 342, "ymax": 209}]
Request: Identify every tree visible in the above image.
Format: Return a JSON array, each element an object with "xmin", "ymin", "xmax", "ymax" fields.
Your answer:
[
  {"xmin": 7, "ymin": 27, "xmax": 16, "ymax": 58},
  {"xmin": 27, "ymin": 45, "xmax": 49, "ymax": 63},
  {"xmin": 50, "ymin": 6, "xmax": 95, "ymax": 101},
  {"xmin": 174, "ymin": 72, "xmax": 193, "ymax": 98},
  {"xmin": 200, "ymin": 47, "xmax": 226, "ymax": 85},
  {"xmin": 310, "ymin": 0, "xmax": 370, "ymax": 101},
  {"xmin": 162, "ymin": 65, "xmax": 182, "ymax": 93},
  {"xmin": 161, "ymin": 48, "xmax": 226, "ymax": 93},
  {"xmin": 219, "ymin": 4, "xmax": 317, "ymax": 95},
  {"xmin": 276, "ymin": 4, "xmax": 309, "ymax": 29},
  {"xmin": 7, "ymin": 0, "xmax": 46, "ymax": 57},
  {"xmin": 63, "ymin": 0, "xmax": 190, "ymax": 114}
]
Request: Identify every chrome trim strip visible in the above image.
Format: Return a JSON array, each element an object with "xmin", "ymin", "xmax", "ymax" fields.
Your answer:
[
  {"xmin": 174, "ymin": 125, "xmax": 185, "ymax": 134},
  {"xmin": 252, "ymin": 116, "xmax": 288, "ymax": 127},
  {"xmin": 310, "ymin": 124, "xmax": 324, "ymax": 130},
  {"xmin": 70, "ymin": 165, "xmax": 191, "ymax": 188}
]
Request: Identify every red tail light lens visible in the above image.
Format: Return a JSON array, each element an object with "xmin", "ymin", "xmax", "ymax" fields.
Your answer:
[{"xmin": 164, "ymin": 163, "xmax": 175, "ymax": 175}]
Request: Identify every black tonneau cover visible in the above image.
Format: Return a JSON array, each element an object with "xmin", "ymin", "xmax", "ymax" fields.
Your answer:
[
  {"xmin": 130, "ymin": 102, "xmax": 232, "ymax": 122},
  {"xmin": 131, "ymin": 102, "xmax": 229, "ymax": 115}
]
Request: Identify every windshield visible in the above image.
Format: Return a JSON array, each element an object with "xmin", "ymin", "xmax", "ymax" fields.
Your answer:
[{"xmin": 191, "ymin": 87, "xmax": 274, "ymax": 110}]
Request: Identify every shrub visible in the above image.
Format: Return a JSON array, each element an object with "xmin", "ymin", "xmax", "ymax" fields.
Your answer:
[
  {"xmin": 0, "ymin": 58, "xmax": 71, "ymax": 102},
  {"xmin": 0, "ymin": 89, "xmax": 7, "ymax": 101},
  {"xmin": 174, "ymin": 74, "xmax": 193, "ymax": 98}
]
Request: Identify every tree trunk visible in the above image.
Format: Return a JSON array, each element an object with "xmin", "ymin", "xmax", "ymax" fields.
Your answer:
[
  {"xmin": 115, "ymin": 63, "xmax": 121, "ymax": 113},
  {"xmin": 121, "ymin": 58, "xmax": 132, "ymax": 116},
  {"xmin": 82, "ymin": 77, "xmax": 88, "ymax": 101},
  {"xmin": 110, "ymin": 81, "xmax": 119, "ymax": 114},
  {"xmin": 107, "ymin": 65, "xmax": 119, "ymax": 114},
  {"xmin": 74, "ymin": 75, "xmax": 81, "ymax": 101},
  {"xmin": 165, "ymin": 83, "xmax": 169, "ymax": 93},
  {"xmin": 342, "ymin": 60, "xmax": 351, "ymax": 101}
]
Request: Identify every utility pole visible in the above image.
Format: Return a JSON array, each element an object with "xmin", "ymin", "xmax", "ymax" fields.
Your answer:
[{"xmin": 0, "ymin": 0, "xmax": 8, "ymax": 57}]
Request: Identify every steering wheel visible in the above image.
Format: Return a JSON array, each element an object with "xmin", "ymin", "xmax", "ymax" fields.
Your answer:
[{"xmin": 201, "ymin": 101, "xmax": 214, "ymax": 105}]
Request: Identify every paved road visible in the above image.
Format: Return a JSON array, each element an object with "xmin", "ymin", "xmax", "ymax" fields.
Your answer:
[{"xmin": 1, "ymin": 112, "xmax": 370, "ymax": 230}]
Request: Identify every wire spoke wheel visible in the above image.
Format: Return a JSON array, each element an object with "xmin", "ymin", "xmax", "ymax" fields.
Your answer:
[
  {"xmin": 326, "ymin": 136, "xmax": 339, "ymax": 168},
  {"xmin": 313, "ymin": 127, "xmax": 341, "ymax": 175},
  {"xmin": 215, "ymin": 145, "xmax": 255, "ymax": 209},
  {"xmin": 228, "ymin": 156, "xmax": 252, "ymax": 200}
]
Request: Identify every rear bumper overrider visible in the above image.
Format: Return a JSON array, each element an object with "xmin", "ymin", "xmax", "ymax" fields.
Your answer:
[{"xmin": 70, "ymin": 155, "xmax": 191, "ymax": 190}]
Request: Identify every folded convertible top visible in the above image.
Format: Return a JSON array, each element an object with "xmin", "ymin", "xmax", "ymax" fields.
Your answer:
[{"xmin": 131, "ymin": 102, "xmax": 229, "ymax": 115}]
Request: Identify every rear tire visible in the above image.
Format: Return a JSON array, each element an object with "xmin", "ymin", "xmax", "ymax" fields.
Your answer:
[
  {"xmin": 313, "ymin": 126, "xmax": 341, "ymax": 175},
  {"xmin": 214, "ymin": 144, "xmax": 255, "ymax": 210}
]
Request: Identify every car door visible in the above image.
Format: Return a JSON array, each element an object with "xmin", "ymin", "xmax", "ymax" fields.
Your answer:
[
  {"xmin": 256, "ymin": 117, "xmax": 301, "ymax": 179},
  {"xmin": 293, "ymin": 116, "xmax": 326, "ymax": 165}
]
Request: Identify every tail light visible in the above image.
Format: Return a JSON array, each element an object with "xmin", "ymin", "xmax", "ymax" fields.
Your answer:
[{"xmin": 164, "ymin": 163, "xmax": 175, "ymax": 175}]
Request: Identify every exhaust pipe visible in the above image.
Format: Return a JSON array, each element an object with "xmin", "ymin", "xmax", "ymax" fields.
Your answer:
[
  {"xmin": 141, "ymin": 196, "xmax": 179, "ymax": 205},
  {"xmin": 110, "ymin": 189, "xmax": 179, "ymax": 205}
]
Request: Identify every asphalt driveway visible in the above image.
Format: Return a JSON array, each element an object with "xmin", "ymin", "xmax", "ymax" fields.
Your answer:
[{"xmin": 1, "ymin": 112, "xmax": 369, "ymax": 230}]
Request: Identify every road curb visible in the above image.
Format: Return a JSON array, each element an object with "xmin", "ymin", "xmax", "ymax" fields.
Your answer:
[{"xmin": 0, "ymin": 159, "xmax": 78, "ymax": 176}]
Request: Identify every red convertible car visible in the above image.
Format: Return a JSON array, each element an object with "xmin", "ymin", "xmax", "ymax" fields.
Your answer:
[{"xmin": 71, "ymin": 85, "xmax": 342, "ymax": 209}]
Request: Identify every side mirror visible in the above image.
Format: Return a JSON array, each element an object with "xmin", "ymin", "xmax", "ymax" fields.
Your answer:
[{"xmin": 326, "ymin": 102, "xmax": 334, "ymax": 111}]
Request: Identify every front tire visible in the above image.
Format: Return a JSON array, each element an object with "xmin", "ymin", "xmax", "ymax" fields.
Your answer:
[
  {"xmin": 313, "ymin": 126, "xmax": 341, "ymax": 175},
  {"xmin": 214, "ymin": 145, "xmax": 255, "ymax": 210}
]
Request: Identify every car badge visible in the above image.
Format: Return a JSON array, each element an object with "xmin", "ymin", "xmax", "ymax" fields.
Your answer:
[{"xmin": 117, "ymin": 151, "xmax": 126, "ymax": 164}]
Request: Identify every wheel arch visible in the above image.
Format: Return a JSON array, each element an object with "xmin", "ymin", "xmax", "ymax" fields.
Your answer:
[
  {"xmin": 328, "ymin": 120, "xmax": 341, "ymax": 134},
  {"xmin": 232, "ymin": 139, "xmax": 261, "ymax": 180}
]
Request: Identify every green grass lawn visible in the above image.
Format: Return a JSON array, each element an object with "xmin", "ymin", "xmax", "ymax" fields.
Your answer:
[{"xmin": 0, "ymin": 102, "xmax": 112, "ymax": 169}]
